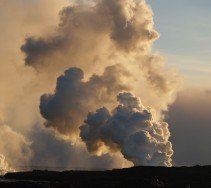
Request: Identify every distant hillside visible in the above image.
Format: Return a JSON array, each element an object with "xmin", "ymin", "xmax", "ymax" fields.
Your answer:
[{"xmin": 1, "ymin": 166, "xmax": 211, "ymax": 188}]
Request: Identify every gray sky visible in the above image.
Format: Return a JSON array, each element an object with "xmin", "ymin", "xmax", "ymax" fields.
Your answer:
[{"xmin": 167, "ymin": 90, "xmax": 211, "ymax": 166}]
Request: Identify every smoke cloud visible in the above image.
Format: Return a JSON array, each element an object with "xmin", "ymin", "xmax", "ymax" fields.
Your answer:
[
  {"xmin": 21, "ymin": 0, "xmax": 158, "ymax": 71},
  {"xmin": 0, "ymin": 0, "xmax": 181, "ymax": 169},
  {"xmin": 80, "ymin": 92, "xmax": 173, "ymax": 166},
  {"xmin": 21, "ymin": 0, "xmax": 179, "ymax": 112},
  {"xmin": 30, "ymin": 125, "xmax": 131, "ymax": 170},
  {"xmin": 0, "ymin": 154, "xmax": 15, "ymax": 175},
  {"xmin": 34, "ymin": 0, "xmax": 180, "ymax": 167},
  {"xmin": 40, "ymin": 65, "xmax": 129, "ymax": 138}
]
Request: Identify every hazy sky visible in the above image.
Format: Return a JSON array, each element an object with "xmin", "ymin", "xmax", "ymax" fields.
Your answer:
[{"xmin": 148, "ymin": 0, "xmax": 211, "ymax": 88}]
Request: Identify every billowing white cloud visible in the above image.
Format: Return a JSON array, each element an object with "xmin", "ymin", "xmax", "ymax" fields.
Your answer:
[
  {"xmin": 0, "ymin": 0, "xmax": 181, "ymax": 169},
  {"xmin": 80, "ymin": 92, "xmax": 173, "ymax": 166}
]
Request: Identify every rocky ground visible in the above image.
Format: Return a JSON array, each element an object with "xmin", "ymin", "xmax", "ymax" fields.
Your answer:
[{"xmin": 0, "ymin": 166, "xmax": 210, "ymax": 188}]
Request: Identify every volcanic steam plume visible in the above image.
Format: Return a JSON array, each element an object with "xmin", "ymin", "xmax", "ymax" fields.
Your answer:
[{"xmin": 20, "ymin": 0, "xmax": 181, "ymax": 167}]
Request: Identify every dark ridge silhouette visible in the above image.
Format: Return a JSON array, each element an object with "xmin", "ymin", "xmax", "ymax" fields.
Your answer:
[{"xmin": 1, "ymin": 166, "xmax": 211, "ymax": 188}]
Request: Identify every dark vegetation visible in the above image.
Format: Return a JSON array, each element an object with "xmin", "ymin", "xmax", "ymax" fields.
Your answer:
[{"xmin": 0, "ymin": 166, "xmax": 211, "ymax": 188}]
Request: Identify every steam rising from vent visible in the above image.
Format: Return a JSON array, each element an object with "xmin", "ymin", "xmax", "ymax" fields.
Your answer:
[
  {"xmin": 80, "ymin": 92, "xmax": 173, "ymax": 166},
  {"xmin": 0, "ymin": 154, "xmax": 15, "ymax": 175},
  {"xmin": 33, "ymin": 0, "xmax": 181, "ymax": 167},
  {"xmin": 0, "ymin": 0, "xmax": 181, "ymax": 169},
  {"xmin": 0, "ymin": 124, "xmax": 32, "ymax": 173}
]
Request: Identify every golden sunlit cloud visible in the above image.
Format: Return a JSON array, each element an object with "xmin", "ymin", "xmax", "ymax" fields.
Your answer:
[{"xmin": 0, "ymin": 0, "xmax": 186, "ymax": 173}]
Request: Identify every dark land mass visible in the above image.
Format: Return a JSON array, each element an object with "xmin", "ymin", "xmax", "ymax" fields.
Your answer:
[{"xmin": 0, "ymin": 166, "xmax": 211, "ymax": 188}]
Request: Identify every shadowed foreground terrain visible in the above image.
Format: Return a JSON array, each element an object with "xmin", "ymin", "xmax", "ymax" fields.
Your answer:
[{"xmin": 0, "ymin": 166, "xmax": 211, "ymax": 188}]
